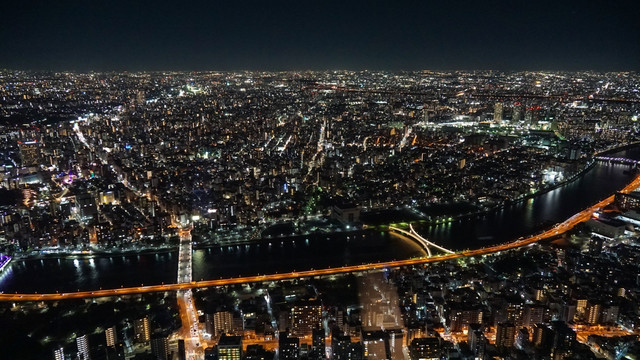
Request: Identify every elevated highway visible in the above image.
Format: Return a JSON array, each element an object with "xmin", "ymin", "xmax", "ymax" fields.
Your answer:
[{"xmin": 2, "ymin": 174, "xmax": 640, "ymax": 302}]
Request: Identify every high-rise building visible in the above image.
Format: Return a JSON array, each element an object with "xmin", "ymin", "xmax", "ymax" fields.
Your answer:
[
  {"xmin": 177, "ymin": 340, "xmax": 186, "ymax": 360},
  {"xmin": 532, "ymin": 323, "xmax": 552, "ymax": 349},
  {"xmin": 467, "ymin": 324, "xmax": 486, "ymax": 358},
  {"xmin": 513, "ymin": 104, "xmax": 523, "ymax": 122},
  {"xmin": 516, "ymin": 327, "xmax": 530, "ymax": 350},
  {"xmin": 105, "ymin": 343, "xmax": 125, "ymax": 360},
  {"xmin": 408, "ymin": 337, "xmax": 441, "ymax": 360},
  {"xmin": 362, "ymin": 329, "xmax": 403, "ymax": 360},
  {"xmin": 134, "ymin": 317, "xmax": 151, "ymax": 343},
  {"xmin": 524, "ymin": 305, "xmax": 546, "ymax": 328},
  {"xmin": 105, "ymin": 326, "xmax": 117, "ymax": 347},
  {"xmin": 218, "ymin": 335, "xmax": 242, "ymax": 360},
  {"xmin": 494, "ymin": 103, "xmax": 503, "ymax": 122},
  {"xmin": 551, "ymin": 321, "xmax": 576, "ymax": 359},
  {"xmin": 585, "ymin": 303, "xmax": 601, "ymax": 325},
  {"xmin": 76, "ymin": 334, "xmax": 90, "ymax": 360},
  {"xmin": 18, "ymin": 140, "xmax": 41, "ymax": 167},
  {"xmin": 290, "ymin": 302, "xmax": 322, "ymax": 337},
  {"xmin": 331, "ymin": 334, "xmax": 352, "ymax": 360},
  {"xmin": 576, "ymin": 299, "xmax": 588, "ymax": 316},
  {"xmin": 495, "ymin": 322, "xmax": 516, "ymax": 351},
  {"xmin": 310, "ymin": 329, "xmax": 325, "ymax": 360},
  {"xmin": 279, "ymin": 332, "xmax": 300, "ymax": 360},
  {"xmin": 601, "ymin": 305, "xmax": 619, "ymax": 324},
  {"xmin": 448, "ymin": 306, "xmax": 482, "ymax": 332},
  {"xmin": 151, "ymin": 336, "xmax": 169, "ymax": 360},
  {"xmin": 53, "ymin": 347, "xmax": 65, "ymax": 360},
  {"xmin": 210, "ymin": 311, "xmax": 235, "ymax": 336}
]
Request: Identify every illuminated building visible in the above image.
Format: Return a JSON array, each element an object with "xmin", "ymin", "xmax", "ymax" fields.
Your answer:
[
  {"xmin": 447, "ymin": 306, "xmax": 482, "ymax": 332},
  {"xmin": 362, "ymin": 329, "xmax": 403, "ymax": 360},
  {"xmin": 331, "ymin": 201, "xmax": 361, "ymax": 225},
  {"xmin": 408, "ymin": 337, "xmax": 442, "ymax": 360},
  {"xmin": 601, "ymin": 305, "xmax": 619, "ymax": 324},
  {"xmin": 550, "ymin": 321, "xmax": 576, "ymax": 359},
  {"xmin": 467, "ymin": 324, "xmax": 485, "ymax": 358},
  {"xmin": 218, "ymin": 335, "xmax": 242, "ymax": 360},
  {"xmin": 279, "ymin": 333, "xmax": 299, "ymax": 360},
  {"xmin": 53, "ymin": 347, "xmax": 64, "ymax": 360},
  {"xmin": 586, "ymin": 217, "xmax": 625, "ymax": 239},
  {"xmin": 18, "ymin": 140, "xmax": 41, "ymax": 167},
  {"xmin": 515, "ymin": 327, "xmax": 529, "ymax": 350},
  {"xmin": 134, "ymin": 316, "xmax": 151, "ymax": 343},
  {"xmin": 76, "ymin": 334, "xmax": 90, "ymax": 360},
  {"xmin": 310, "ymin": 329, "xmax": 325, "ymax": 360},
  {"xmin": 290, "ymin": 302, "xmax": 322, "ymax": 337},
  {"xmin": 105, "ymin": 326, "xmax": 117, "ymax": 347},
  {"xmin": 77, "ymin": 192, "xmax": 98, "ymax": 220},
  {"xmin": 576, "ymin": 299, "xmax": 588, "ymax": 316},
  {"xmin": 614, "ymin": 191, "xmax": 640, "ymax": 211},
  {"xmin": 495, "ymin": 322, "xmax": 516, "ymax": 351},
  {"xmin": 585, "ymin": 303, "xmax": 601, "ymax": 325},
  {"xmin": 494, "ymin": 103, "xmax": 503, "ymax": 122},
  {"xmin": 214, "ymin": 311, "xmax": 235, "ymax": 335},
  {"xmin": 523, "ymin": 305, "xmax": 546, "ymax": 328},
  {"xmin": 531, "ymin": 324, "xmax": 551, "ymax": 349},
  {"xmin": 151, "ymin": 336, "xmax": 169, "ymax": 360}
]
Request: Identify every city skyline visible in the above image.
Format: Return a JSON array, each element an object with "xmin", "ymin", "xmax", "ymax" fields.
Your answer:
[
  {"xmin": 1, "ymin": 1, "xmax": 640, "ymax": 357},
  {"xmin": 1, "ymin": 68, "xmax": 640, "ymax": 359}
]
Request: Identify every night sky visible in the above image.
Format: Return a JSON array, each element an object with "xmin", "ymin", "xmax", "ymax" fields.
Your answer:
[{"xmin": 0, "ymin": 0, "xmax": 638, "ymax": 71}]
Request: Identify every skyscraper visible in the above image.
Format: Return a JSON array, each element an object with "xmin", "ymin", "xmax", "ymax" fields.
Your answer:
[
  {"xmin": 212, "ymin": 311, "xmax": 235, "ymax": 336},
  {"xmin": 53, "ymin": 347, "xmax": 65, "ymax": 360},
  {"xmin": 290, "ymin": 301, "xmax": 322, "ymax": 337},
  {"xmin": 218, "ymin": 335, "xmax": 243, "ymax": 360},
  {"xmin": 279, "ymin": 332, "xmax": 300, "ymax": 360},
  {"xmin": 134, "ymin": 317, "xmax": 151, "ymax": 343},
  {"xmin": 311, "ymin": 329, "xmax": 325, "ymax": 360},
  {"xmin": 151, "ymin": 336, "xmax": 169, "ymax": 360},
  {"xmin": 494, "ymin": 103, "xmax": 503, "ymax": 122},
  {"xmin": 105, "ymin": 326, "xmax": 117, "ymax": 347},
  {"xmin": 495, "ymin": 322, "xmax": 516, "ymax": 351},
  {"xmin": 76, "ymin": 334, "xmax": 90, "ymax": 360},
  {"xmin": 409, "ymin": 337, "xmax": 442, "ymax": 360}
]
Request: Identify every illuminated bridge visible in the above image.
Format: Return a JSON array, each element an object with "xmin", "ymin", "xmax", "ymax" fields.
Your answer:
[
  {"xmin": 388, "ymin": 224, "xmax": 454, "ymax": 256},
  {"xmin": 596, "ymin": 156, "xmax": 640, "ymax": 166},
  {"xmin": 176, "ymin": 226, "xmax": 202, "ymax": 357},
  {"xmin": 2, "ymin": 174, "xmax": 640, "ymax": 303}
]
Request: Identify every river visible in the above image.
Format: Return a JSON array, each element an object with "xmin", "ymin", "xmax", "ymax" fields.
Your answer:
[{"xmin": 2, "ymin": 147, "xmax": 639, "ymax": 294}]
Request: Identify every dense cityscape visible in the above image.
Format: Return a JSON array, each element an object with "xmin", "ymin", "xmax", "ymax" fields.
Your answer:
[{"xmin": 1, "ymin": 69, "xmax": 640, "ymax": 360}]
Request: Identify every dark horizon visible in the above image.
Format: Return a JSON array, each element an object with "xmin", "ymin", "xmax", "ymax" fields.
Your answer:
[{"xmin": 1, "ymin": 0, "xmax": 639, "ymax": 72}]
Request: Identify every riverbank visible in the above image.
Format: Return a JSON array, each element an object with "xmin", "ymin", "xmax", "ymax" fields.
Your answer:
[
  {"xmin": 9, "ymin": 142, "xmax": 640, "ymax": 262},
  {"xmin": 13, "ymin": 245, "xmax": 178, "ymax": 261}
]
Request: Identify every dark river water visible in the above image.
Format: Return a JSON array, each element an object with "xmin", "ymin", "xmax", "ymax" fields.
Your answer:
[{"xmin": 2, "ymin": 147, "xmax": 639, "ymax": 294}]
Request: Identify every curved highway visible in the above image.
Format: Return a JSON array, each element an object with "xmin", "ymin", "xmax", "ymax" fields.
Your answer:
[{"xmin": 2, "ymin": 174, "xmax": 639, "ymax": 302}]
